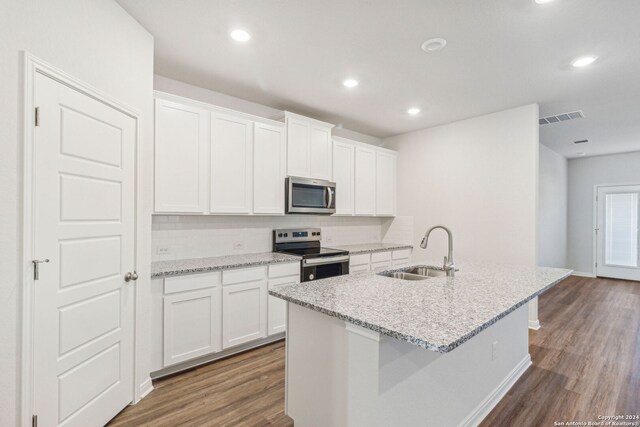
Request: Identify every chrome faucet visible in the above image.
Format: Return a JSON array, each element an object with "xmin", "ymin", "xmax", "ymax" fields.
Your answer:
[{"xmin": 420, "ymin": 225, "xmax": 455, "ymax": 277}]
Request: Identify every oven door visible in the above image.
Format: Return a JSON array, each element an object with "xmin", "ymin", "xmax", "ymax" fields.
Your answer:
[
  {"xmin": 286, "ymin": 177, "xmax": 336, "ymax": 214},
  {"xmin": 302, "ymin": 255, "xmax": 350, "ymax": 282}
]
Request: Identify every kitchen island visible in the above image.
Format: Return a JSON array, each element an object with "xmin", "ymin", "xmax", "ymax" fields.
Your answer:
[{"xmin": 269, "ymin": 262, "xmax": 572, "ymax": 427}]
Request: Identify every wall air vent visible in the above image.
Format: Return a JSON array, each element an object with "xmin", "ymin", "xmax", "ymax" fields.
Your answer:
[
  {"xmin": 538, "ymin": 110, "xmax": 585, "ymax": 125},
  {"xmin": 573, "ymin": 139, "xmax": 589, "ymax": 144}
]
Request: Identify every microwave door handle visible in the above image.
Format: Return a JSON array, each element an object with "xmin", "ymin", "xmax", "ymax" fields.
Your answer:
[{"xmin": 326, "ymin": 187, "xmax": 333, "ymax": 209}]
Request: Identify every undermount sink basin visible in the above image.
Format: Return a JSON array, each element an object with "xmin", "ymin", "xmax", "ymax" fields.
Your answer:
[{"xmin": 378, "ymin": 266, "xmax": 448, "ymax": 281}]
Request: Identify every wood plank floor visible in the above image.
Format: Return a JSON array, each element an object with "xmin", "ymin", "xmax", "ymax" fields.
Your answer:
[{"xmin": 109, "ymin": 275, "xmax": 639, "ymax": 426}]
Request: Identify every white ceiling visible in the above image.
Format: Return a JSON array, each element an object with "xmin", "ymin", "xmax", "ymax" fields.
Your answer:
[{"xmin": 117, "ymin": 0, "xmax": 640, "ymax": 158}]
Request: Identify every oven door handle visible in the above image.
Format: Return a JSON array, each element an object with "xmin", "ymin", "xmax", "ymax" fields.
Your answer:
[{"xmin": 303, "ymin": 255, "xmax": 350, "ymax": 266}]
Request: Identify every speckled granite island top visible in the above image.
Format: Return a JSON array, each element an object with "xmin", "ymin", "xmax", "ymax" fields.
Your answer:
[
  {"xmin": 151, "ymin": 252, "xmax": 301, "ymax": 278},
  {"xmin": 269, "ymin": 262, "xmax": 572, "ymax": 353},
  {"xmin": 331, "ymin": 242, "xmax": 413, "ymax": 255}
]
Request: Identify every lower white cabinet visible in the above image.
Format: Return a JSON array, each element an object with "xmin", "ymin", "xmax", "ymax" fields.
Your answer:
[
  {"xmin": 268, "ymin": 262, "xmax": 300, "ymax": 336},
  {"xmin": 349, "ymin": 248, "xmax": 412, "ymax": 273},
  {"xmin": 163, "ymin": 272, "xmax": 222, "ymax": 367},
  {"xmin": 222, "ymin": 267, "xmax": 268, "ymax": 349},
  {"xmin": 371, "ymin": 250, "xmax": 392, "ymax": 270},
  {"xmin": 392, "ymin": 248, "xmax": 412, "ymax": 267}
]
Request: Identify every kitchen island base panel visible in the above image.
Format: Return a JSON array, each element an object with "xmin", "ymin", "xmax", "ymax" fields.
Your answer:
[{"xmin": 285, "ymin": 303, "xmax": 530, "ymax": 427}]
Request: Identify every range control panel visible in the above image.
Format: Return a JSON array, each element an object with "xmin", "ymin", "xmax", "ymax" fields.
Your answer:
[{"xmin": 273, "ymin": 228, "xmax": 321, "ymax": 244}]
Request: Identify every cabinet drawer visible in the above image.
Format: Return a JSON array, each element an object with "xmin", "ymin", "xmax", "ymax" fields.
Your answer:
[
  {"xmin": 392, "ymin": 248, "xmax": 412, "ymax": 260},
  {"xmin": 164, "ymin": 272, "xmax": 221, "ymax": 294},
  {"xmin": 223, "ymin": 266, "xmax": 266, "ymax": 286},
  {"xmin": 268, "ymin": 275, "xmax": 299, "ymax": 289},
  {"xmin": 371, "ymin": 251, "xmax": 392, "ymax": 263},
  {"xmin": 350, "ymin": 264, "xmax": 370, "ymax": 273},
  {"xmin": 371, "ymin": 260, "xmax": 392, "ymax": 270},
  {"xmin": 269, "ymin": 262, "xmax": 300, "ymax": 279},
  {"xmin": 350, "ymin": 253, "xmax": 371, "ymax": 266}
]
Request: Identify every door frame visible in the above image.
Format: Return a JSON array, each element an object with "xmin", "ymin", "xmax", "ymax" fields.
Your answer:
[
  {"xmin": 20, "ymin": 52, "xmax": 147, "ymax": 426},
  {"xmin": 592, "ymin": 182, "xmax": 640, "ymax": 278}
]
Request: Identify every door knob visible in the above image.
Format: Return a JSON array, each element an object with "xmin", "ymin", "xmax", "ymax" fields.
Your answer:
[{"xmin": 124, "ymin": 271, "xmax": 139, "ymax": 282}]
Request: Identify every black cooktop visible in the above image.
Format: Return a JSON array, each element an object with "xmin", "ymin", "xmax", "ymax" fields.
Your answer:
[{"xmin": 276, "ymin": 246, "xmax": 348, "ymax": 259}]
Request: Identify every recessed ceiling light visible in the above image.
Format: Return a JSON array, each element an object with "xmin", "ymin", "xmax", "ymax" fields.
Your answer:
[
  {"xmin": 343, "ymin": 79, "xmax": 359, "ymax": 88},
  {"xmin": 533, "ymin": 0, "xmax": 554, "ymax": 4},
  {"xmin": 421, "ymin": 38, "xmax": 447, "ymax": 52},
  {"xmin": 230, "ymin": 29, "xmax": 251, "ymax": 42},
  {"xmin": 576, "ymin": 152, "xmax": 586, "ymax": 156},
  {"xmin": 572, "ymin": 56, "xmax": 597, "ymax": 68},
  {"xmin": 407, "ymin": 108, "xmax": 421, "ymax": 115}
]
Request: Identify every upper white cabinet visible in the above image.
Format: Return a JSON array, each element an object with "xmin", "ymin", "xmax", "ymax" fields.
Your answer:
[
  {"xmin": 355, "ymin": 145, "xmax": 377, "ymax": 215},
  {"xmin": 332, "ymin": 139, "xmax": 355, "ymax": 215},
  {"xmin": 375, "ymin": 151, "xmax": 397, "ymax": 216},
  {"xmin": 253, "ymin": 122, "xmax": 286, "ymax": 214},
  {"xmin": 154, "ymin": 99, "xmax": 208, "ymax": 213},
  {"xmin": 285, "ymin": 112, "xmax": 334, "ymax": 180},
  {"xmin": 210, "ymin": 112, "xmax": 253, "ymax": 214}
]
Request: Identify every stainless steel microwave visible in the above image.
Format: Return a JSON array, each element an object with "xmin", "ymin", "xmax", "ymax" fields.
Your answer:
[{"xmin": 285, "ymin": 177, "xmax": 336, "ymax": 214}]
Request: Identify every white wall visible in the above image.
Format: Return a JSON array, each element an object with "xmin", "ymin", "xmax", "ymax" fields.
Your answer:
[
  {"xmin": 154, "ymin": 75, "xmax": 384, "ymax": 146},
  {"xmin": 538, "ymin": 144, "xmax": 568, "ymax": 268},
  {"xmin": 384, "ymin": 105, "xmax": 539, "ymax": 266},
  {"xmin": 0, "ymin": 1, "xmax": 153, "ymax": 425},
  {"xmin": 567, "ymin": 151, "xmax": 640, "ymax": 275}
]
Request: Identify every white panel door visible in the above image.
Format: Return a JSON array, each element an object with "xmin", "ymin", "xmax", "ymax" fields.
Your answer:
[
  {"xmin": 154, "ymin": 99, "xmax": 207, "ymax": 213},
  {"xmin": 309, "ymin": 125, "xmax": 332, "ymax": 180},
  {"xmin": 32, "ymin": 73, "xmax": 135, "ymax": 427},
  {"xmin": 222, "ymin": 280, "xmax": 267, "ymax": 349},
  {"xmin": 596, "ymin": 185, "xmax": 640, "ymax": 280},
  {"xmin": 163, "ymin": 287, "xmax": 222, "ymax": 366},
  {"xmin": 287, "ymin": 117, "xmax": 311, "ymax": 178},
  {"xmin": 268, "ymin": 275, "xmax": 298, "ymax": 335},
  {"xmin": 376, "ymin": 151, "xmax": 397, "ymax": 216},
  {"xmin": 210, "ymin": 112, "xmax": 253, "ymax": 213},
  {"xmin": 355, "ymin": 146, "xmax": 376, "ymax": 215},
  {"xmin": 254, "ymin": 122, "xmax": 286, "ymax": 214},
  {"xmin": 332, "ymin": 140, "xmax": 355, "ymax": 215}
]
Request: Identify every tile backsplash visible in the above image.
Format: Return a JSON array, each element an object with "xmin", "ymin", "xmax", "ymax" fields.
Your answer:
[{"xmin": 152, "ymin": 215, "xmax": 413, "ymax": 261}]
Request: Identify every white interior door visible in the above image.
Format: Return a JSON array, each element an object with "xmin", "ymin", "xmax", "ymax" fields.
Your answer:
[
  {"xmin": 32, "ymin": 72, "xmax": 136, "ymax": 426},
  {"xmin": 596, "ymin": 185, "xmax": 640, "ymax": 281}
]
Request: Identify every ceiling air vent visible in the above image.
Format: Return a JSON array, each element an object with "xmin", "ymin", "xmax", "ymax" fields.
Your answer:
[
  {"xmin": 539, "ymin": 110, "xmax": 584, "ymax": 125},
  {"xmin": 574, "ymin": 139, "xmax": 589, "ymax": 144}
]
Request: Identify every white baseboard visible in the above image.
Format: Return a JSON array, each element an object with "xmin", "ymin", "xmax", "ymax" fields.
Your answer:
[
  {"xmin": 528, "ymin": 320, "xmax": 541, "ymax": 330},
  {"xmin": 138, "ymin": 377, "xmax": 154, "ymax": 401},
  {"xmin": 572, "ymin": 271, "xmax": 595, "ymax": 278},
  {"xmin": 459, "ymin": 354, "xmax": 532, "ymax": 427}
]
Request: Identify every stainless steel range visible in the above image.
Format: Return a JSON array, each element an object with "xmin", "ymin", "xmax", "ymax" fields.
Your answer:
[{"xmin": 273, "ymin": 228, "xmax": 349, "ymax": 282}]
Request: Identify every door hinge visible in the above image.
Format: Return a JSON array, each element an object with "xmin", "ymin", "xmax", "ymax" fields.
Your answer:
[
  {"xmin": 32, "ymin": 415, "xmax": 37, "ymax": 427},
  {"xmin": 34, "ymin": 107, "xmax": 40, "ymax": 127}
]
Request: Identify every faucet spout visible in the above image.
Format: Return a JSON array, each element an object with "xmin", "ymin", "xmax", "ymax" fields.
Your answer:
[{"xmin": 420, "ymin": 225, "xmax": 455, "ymax": 277}]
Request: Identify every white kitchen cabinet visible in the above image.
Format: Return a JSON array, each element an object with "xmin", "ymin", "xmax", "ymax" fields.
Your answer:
[
  {"xmin": 154, "ymin": 98, "xmax": 208, "ymax": 213},
  {"xmin": 163, "ymin": 272, "xmax": 222, "ymax": 367},
  {"xmin": 355, "ymin": 145, "xmax": 377, "ymax": 215},
  {"xmin": 376, "ymin": 151, "xmax": 397, "ymax": 216},
  {"xmin": 210, "ymin": 112, "xmax": 253, "ymax": 214},
  {"xmin": 350, "ymin": 253, "xmax": 371, "ymax": 272},
  {"xmin": 371, "ymin": 250, "xmax": 392, "ymax": 270},
  {"xmin": 350, "ymin": 249, "xmax": 412, "ymax": 272},
  {"xmin": 222, "ymin": 267, "xmax": 268, "ymax": 349},
  {"xmin": 392, "ymin": 248, "xmax": 412, "ymax": 267},
  {"xmin": 267, "ymin": 262, "xmax": 300, "ymax": 336},
  {"xmin": 253, "ymin": 122, "xmax": 286, "ymax": 214},
  {"xmin": 285, "ymin": 112, "xmax": 334, "ymax": 180},
  {"xmin": 332, "ymin": 139, "xmax": 355, "ymax": 215}
]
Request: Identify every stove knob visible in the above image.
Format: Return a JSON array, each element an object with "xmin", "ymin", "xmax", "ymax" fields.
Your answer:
[
  {"xmin": 278, "ymin": 233, "xmax": 283, "ymax": 237},
  {"xmin": 284, "ymin": 233, "xmax": 288, "ymax": 237},
  {"xmin": 309, "ymin": 274, "xmax": 314, "ymax": 280}
]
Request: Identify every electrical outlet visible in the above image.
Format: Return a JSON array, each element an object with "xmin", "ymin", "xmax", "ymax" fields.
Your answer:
[
  {"xmin": 233, "ymin": 241, "xmax": 244, "ymax": 250},
  {"xmin": 492, "ymin": 341, "xmax": 499, "ymax": 361},
  {"xmin": 156, "ymin": 245, "xmax": 172, "ymax": 255}
]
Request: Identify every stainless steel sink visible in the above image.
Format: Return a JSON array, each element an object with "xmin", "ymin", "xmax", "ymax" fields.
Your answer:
[{"xmin": 378, "ymin": 266, "xmax": 448, "ymax": 281}]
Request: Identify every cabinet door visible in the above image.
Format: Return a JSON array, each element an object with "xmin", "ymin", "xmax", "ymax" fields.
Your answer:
[
  {"xmin": 154, "ymin": 99, "xmax": 207, "ymax": 213},
  {"xmin": 287, "ymin": 117, "xmax": 310, "ymax": 178},
  {"xmin": 268, "ymin": 275, "xmax": 298, "ymax": 335},
  {"xmin": 332, "ymin": 140, "xmax": 355, "ymax": 215},
  {"xmin": 355, "ymin": 146, "xmax": 376, "ymax": 215},
  {"xmin": 254, "ymin": 122, "xmax": 285, "ymax": 214},
  {"xmin": 163, "ymin": 287, "xmax": 222, "ymax": 367},
  {"xmin": 222, "ymin": 280, "xmax": 267, "ymax": 349},
  {"xmin": 376, "ymin": 151, "xmax": 397, "ymax": 216},
  {"xmin": 309, "ymin": 125, "xmax": 332, "ymax": 180},
  {"xmin": 210, "ymin": 112, "xmax": 253, "ymax": 214}
]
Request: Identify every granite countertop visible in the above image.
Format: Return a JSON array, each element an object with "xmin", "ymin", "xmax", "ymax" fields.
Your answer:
[
  {"xmin": 332, "ymin": 242, "xmax": 413, "ymax": 255},
  {"xmin": 269, "ymin": 261, "xmax": 572, "ymax": 353},
  {"xmin": 151, "ymin": 252, "xmax": 301, "ymax": 278}
]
